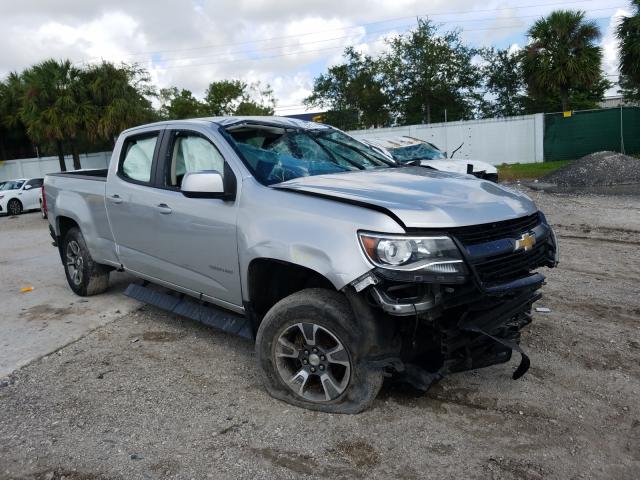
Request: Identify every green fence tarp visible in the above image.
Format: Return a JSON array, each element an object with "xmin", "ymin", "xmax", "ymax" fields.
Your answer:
[{"xmin": 544, "ymin": 107, "xmax": 640, "ymax": 161}]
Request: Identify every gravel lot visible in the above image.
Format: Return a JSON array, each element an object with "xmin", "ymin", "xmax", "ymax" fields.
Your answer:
[{"xmin": 1, "ymin": 190, "xmax": 639, "ymax": 480}]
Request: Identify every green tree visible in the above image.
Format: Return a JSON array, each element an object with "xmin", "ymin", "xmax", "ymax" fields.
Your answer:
[
  {"xmin": 524, "ymin": 77, "xmax": 610, "ymax": 113},
  {"xmin": 304, "ymin": 47, "xmax": 390, "ymax": 129},
  {"xmin": 381, "ymin": 19, "xmax": 482, "ymax": 124},
  {"xmin": 522, "ymin": 10, "xmax": 605, "ymax": 112},
  {"xmin": 0, "ymin": 72, "xmax": 27, "ymax": 160},
  {"xmin": 21, "ymin": 59, "xmax": 93, "ymax": 170},
  {"xmin": 205, "ymin": 80, "xmax": 276, "ymax": 116},
  {"xmin": 617, "ymin": 0, "xmax": 640, "ymax": 101},
  {"xmin": 83, "ymin": 62, "xmax": 157, "ymax": 144},
  {"xmin": 158, "ymin": 87, "xmax": 205, "ymax": 119},
  {"xmin": 234, "ymin": 82, "xmax": 276, "ymax": 115},
  {"xmin": 204, "ymin": 80, "xmax": 246, "ymax": 115},
  {"xmin": 481, "ymin": 48, "xmax": 527, "ymax": 117},
  {"xmin": 0, "ymin": 73, "xmax": 23, "ymax": 130}
]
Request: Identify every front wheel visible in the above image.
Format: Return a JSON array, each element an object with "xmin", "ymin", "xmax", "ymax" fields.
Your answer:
[
  {"xmin": 7, "ymin": 199, "xmax": 22, "ymax": 216},
  {"xmin": 62, "ymin": 227, "xmax": 110, "ymax": 296},
  {"xmin": 255, "ymin": 288, "xmax": 383, "ymax": 414}
]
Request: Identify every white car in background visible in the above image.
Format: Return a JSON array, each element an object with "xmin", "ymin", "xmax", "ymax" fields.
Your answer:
[
  {"xmin": 0, "ymin": 177, "xmax": 44, "ymax": 216},
  {"xmin": 360, "ymin": 136, "xmax": 499, "ymax": 182}
]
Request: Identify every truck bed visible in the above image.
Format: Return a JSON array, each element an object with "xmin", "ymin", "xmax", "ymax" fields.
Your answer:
[
  {"xmin": 47, "ymin": 169, "xmax": 108, "ymax": 181},
  {"xmin": 45, "ymin": 169, "xmax": 118, "ymax": 267}
]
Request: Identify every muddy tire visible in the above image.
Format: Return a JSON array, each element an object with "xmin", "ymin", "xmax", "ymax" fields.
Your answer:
[
  {"xmin": 7, "ymin": 199, "xmax": 22, "ymax": 216},
  {"xmin": 62, "ymin": 227, "xmax": 110, "ymax": 296},
  {"xmin": 256, "ymin": 288, "xmax": 383, "ymax": 414}
]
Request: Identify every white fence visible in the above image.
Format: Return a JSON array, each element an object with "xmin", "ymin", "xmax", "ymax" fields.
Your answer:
[
  {"xmin": 1, "ymin": 114, "xmax": 543, "ymax": 180},
  {"xmin": 348, "ymin": 114, "xmax": 545, "ymax": 165},
  {"xmin": 0, "ymin": 151, "xmax": 112, "ymax": 182}
]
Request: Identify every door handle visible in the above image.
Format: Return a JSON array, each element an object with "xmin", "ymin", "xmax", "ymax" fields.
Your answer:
[
  {"xmin": 156, "ymin": 203, "xmax": 172, "ymax": 215},
  {"xmin": 110, "ymin": 194, "xmax": 123, "ymax": 205}
]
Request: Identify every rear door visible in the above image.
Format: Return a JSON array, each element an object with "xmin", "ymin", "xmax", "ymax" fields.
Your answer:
[
  {"xmin": 143, "ymin": 128, "xmax": 242, "ymax": 307},
  {"xmin": 22, "ymin": 178, "xmax": 43, "ymax": 209},
  {"xmin": 105, "ymin": 128, "xmax": 165, "ymax": 276}
]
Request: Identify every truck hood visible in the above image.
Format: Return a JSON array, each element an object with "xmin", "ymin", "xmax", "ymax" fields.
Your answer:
[{"xmin": 274, "ymin": 166, "xmax": 536, "ymax": 229}]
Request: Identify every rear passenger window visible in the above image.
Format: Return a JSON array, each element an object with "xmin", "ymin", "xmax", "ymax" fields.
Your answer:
[{"xmin": 120, "ymin": 134, "xmax": 158, "ymax": 183}]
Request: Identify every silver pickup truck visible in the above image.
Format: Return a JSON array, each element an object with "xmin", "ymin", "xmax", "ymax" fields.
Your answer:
[{"xmin": 45, "ymin": 116, "xmax": 558, "ymax": 413}]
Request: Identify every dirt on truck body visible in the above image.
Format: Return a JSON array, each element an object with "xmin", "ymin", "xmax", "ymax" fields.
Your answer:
[
  {"xmin": 0, "ymin": 189, "xmax": 638, "ymax": 479},
  {"xmin": 44, "ymin": 116, "xmax": 557, "ymax": 413}
]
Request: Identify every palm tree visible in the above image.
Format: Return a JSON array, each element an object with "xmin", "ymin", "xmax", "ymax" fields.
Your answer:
[
  {"xmin": 0, "ymin": 73, "xmax": 24, "ymax": 160},
  {"xmin": 0, "ymin": 73, "xmax": 24, "ymax": 129},
  {"xmin": 20, "ymin": 59, "xmax": 93, "ymax": 170},
  {"xmin": 617, "ymin": 0, "xmax": 640, "ymax": 99},
  {"xmin": 522, "ymin": 10, "xmax": 603, "ymax": 112},
  {"xmin": 83, "ymin": 62, "xmax": 156, "ymax": 144}
]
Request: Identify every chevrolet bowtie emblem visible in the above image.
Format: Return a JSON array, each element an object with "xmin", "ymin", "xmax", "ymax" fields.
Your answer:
[{"xmin": 515, "ymin": 232, "xmax": 536, "ymax": 252}]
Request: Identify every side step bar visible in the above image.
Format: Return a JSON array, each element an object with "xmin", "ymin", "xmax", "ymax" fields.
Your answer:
[{"xmin": 124, "ymin": 282, "xmax": 253, "ymax": 340}]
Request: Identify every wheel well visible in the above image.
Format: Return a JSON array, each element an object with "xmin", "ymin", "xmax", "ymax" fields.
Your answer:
[
  {"xmin": 57, "ymin": 216, "xmax": 79, "ymax": 241},
  {"xmin": 247, "ymin": 259, "xmax": 335, "ymax": 318},
  {"xmin": 8, "ymin": 197, "xmax": 22, "ymax": 207}
]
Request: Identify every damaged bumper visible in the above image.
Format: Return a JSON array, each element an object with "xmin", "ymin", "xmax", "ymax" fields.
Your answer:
[{"xmin": 351, "ymin": 211, "xmax": 558, "ymax": 388}]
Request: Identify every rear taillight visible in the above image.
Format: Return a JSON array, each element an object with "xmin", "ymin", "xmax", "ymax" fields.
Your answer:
[{"xmin": 41, "ymin": 185, "xmax": 47, "ymax": 213}]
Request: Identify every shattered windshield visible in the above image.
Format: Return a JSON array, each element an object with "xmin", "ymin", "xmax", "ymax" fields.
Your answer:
[
  {"xmin": 226, "ymin": 124, "xmax": 395, "ymax": 185},
  {"xmin": 390, "ymin": 142, "xmax": 447, "ymax": 162}
]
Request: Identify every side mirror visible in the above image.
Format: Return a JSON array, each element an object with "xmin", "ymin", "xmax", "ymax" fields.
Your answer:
[
  {"xmin": 23, "ymin": 184, "xmax": 32, "ymax": 190},
  {"xmin": 181, "ymin": 171, "xmax": 231, "ymax": 200}
]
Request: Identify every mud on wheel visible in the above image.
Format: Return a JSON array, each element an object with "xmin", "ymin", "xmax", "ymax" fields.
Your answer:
[
  {"xmin": 62, "ymin": 227, "xmax": 111, "ymax": 296},
  {"xmin": 256, "ymin": 288, "xmax": 383, "ymax": 414}
]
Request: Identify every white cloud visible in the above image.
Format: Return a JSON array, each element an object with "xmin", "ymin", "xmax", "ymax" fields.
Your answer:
[
  {"xmin": 0, "ymin": 0, "xmax": 629, "ymax": 112},
  {"xmin": 602, "ymin": 8, "xmax": 632, "ymax": 96}
]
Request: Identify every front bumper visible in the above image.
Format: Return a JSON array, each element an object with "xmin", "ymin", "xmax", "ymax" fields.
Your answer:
[{"xmin": 355, "ymin": 212, "xmax": 557, "ymax": 387}]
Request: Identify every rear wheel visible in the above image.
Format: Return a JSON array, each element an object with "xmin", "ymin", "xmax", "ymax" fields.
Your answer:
[
  {"xmin": 7, "ymin": 199, "xmax": 22, "ymax": 216},
  {"xmin": 62, "ymin": 227, "xmax": 110, "ymax": 296},
  {"xmin": 256, "ymin": 288, "xmax": 383, "ymax": 413}
]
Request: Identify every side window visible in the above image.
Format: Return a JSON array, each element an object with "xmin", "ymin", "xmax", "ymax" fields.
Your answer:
[
  {"xmin": 26, "ymin": 178, "xmax": 43, "ymax": 188},
  {"xmin": 167, "ymin": 133, "xmax": 225, "ymax": 188},
  {"xmin": 120, "ymin": 134, "xmax": 159, "ymax": 183}
]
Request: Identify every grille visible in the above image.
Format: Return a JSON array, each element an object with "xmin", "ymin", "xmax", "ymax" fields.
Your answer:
[
  {"xmin": 448, "ymin": 213, "xmax": 540, "ymax": 245},
  {"xmin": 446, "ymin": 212, "xmax": 549, "ymax": 286},
  {"xmin": 471, "ymin": 242, "xmax": 548, "ymax": 286}
]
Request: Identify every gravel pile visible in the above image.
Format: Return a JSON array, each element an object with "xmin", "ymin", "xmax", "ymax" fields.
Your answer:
[{"xmin": 543, "ymin": 151, "xmax": 640, "ymax": 187}]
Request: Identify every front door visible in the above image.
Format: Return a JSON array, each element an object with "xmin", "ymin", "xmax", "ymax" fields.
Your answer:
[{"xmin": 145, "ymin": 129, "xmax": 242, "ymax": 307}]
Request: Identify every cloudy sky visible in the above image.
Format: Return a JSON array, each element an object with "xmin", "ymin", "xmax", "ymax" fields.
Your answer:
[{"xmin": 0, "ymin": 0, "xmax": 632, "ymax": 114}]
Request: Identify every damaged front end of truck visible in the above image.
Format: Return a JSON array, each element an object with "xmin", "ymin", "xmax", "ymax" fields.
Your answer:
[{"xmin": 349, "ymin": 211, "xmax": 559, "ymax": 390}]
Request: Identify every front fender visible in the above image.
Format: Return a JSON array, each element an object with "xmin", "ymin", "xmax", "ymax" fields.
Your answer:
[{"xmin": 237, "ymin": 179, "xmax": 404, "ymax": 299}]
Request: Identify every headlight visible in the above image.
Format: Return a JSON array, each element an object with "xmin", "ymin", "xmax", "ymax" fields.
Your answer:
[{"xmin": 359, "ymin": 232, "xmax": 466, "ymax": 273}]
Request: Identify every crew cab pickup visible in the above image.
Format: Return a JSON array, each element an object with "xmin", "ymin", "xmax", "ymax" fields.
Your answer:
[{"xmin": 45, "ymin": 117, "xmax": 558, "ymax": 413}]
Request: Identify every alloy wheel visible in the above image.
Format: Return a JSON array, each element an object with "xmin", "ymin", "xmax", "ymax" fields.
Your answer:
[
  {"xmin": 66, "ymin": 240, "xmax": 84, "ymax": 286},
  {"xmin": 274, "ymin": 322, "xmax": 351, "ymax": 402},
  {"xmin": 8, "ymin": 200, "xmax": 21, "ymax": 216}
]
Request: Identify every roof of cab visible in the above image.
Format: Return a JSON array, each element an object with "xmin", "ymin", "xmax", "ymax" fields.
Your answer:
[{"xmin": 122, "ymin": 116, "xmax": 330, "ymax": 135}]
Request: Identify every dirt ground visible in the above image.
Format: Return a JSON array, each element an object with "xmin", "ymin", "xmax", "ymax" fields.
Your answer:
[{"xmin": 1, "ymin": 189, "xmax": 639, "ymax": 480}]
